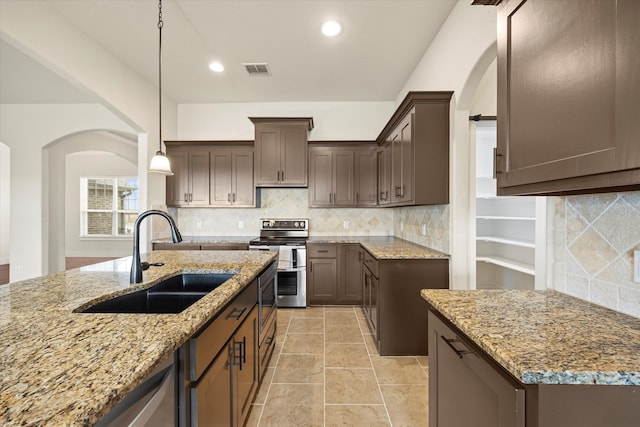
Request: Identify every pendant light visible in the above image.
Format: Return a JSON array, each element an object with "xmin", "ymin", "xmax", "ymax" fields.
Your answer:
[{"xmin": 149, "ymin": 0, "xmax": 173, "ymax": 175}]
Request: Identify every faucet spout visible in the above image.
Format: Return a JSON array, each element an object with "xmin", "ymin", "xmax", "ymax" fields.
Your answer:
[{"xmin": 130, "ymin": 209, "xmax": 182, "ymax": 283}]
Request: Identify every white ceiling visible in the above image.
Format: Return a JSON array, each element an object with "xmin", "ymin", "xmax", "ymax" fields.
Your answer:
[{"xmin": 0, "ymin": 0, "xmax": 458, "ymax": 104}]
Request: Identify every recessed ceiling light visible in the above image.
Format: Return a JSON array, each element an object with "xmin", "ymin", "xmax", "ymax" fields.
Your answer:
[
  {"xmin": 208, "ymin": 61, "xmax": 224, "ymax": 72},
  {"xmin": 321, "ymin": 20, "xmax": 341, "ymax": 37}
]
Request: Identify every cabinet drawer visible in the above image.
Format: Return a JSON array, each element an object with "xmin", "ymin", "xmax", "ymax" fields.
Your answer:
[
  {"xmin": 362, "ymin": 250, "xmax": 379, "ymax": 278},
  {"xmin": 153, "ymin": 242, "xmax": 201, "ymax": 250},
  {"xmin": 200, "ymin": 243, "xmax": 249, "ymax": 250},
  {"xmin": 308, "ymin": 244, "xmax": 337, "ymax": 258},
  {"xmin": 189, "ymin": 280, "xmax": 257, "ymax": 381}
]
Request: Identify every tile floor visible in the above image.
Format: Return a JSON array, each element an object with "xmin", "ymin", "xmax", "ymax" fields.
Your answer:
[{"xmin": 246, "ymin": 306, "xmax": 429, "ymax": 427}]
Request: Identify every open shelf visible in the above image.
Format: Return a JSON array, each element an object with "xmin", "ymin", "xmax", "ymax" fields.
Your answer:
[
  {"xmin": 477, "ymin": 215, "xmax": 535, "ymax": 221},
  {"xmin": 476, "ymin": 236, "xmax": 535, "ymax": 248},
  {"xmin": 476, "ymin": 256, "xmax": 535, "ymax": 276}
]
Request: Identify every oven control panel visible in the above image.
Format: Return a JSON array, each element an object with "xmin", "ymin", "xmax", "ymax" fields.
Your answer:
[{"xmin": 261, "ymin": 219, "xmax": 308, "ymax": 230}]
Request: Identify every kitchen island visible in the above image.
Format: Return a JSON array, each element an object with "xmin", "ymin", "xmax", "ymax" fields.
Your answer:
[
  {"xmin": 422, "ymin": 289, "xmax": 640, "ymax": 427},
  {"xmin": 0, "ymin": 250, "xmax": 277, "ymax": 426}
]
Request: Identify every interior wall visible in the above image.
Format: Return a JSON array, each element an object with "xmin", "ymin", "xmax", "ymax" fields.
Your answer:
[
  {"xmin": 391, "ymin": 2, "xmax": 497, "ymax": 289},
  {"xmin": 64, "ymin": 151, "xmax": 137, "ymax": 258},
  {"xmin": 0, "ymin": 142, "xmax": 9, "ymax": 264},
  {"xmin": 178, "ymin": 101, "xmax": 395, "ymax": 141}
]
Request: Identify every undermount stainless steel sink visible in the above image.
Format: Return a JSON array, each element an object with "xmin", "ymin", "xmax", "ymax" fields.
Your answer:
[{"xmin": 81, "ymin": 273, "xmax": 235, "ymax": 314}]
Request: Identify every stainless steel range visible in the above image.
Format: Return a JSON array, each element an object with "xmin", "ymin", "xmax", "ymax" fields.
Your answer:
[{"xmin": 249, "ymin": 219, "xmax": 308, "ymax": 308}]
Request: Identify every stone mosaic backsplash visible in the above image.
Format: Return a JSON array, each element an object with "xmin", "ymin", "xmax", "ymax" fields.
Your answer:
[
  {"xmin": 549, "ymin": 191, "xmax": 640, "ymax": 318},
  {"xmin": 171, "ymin": 188, "xmax": 450, "ymax": 254},
  {"xmin": 175, "ymin": 188, "xmax": 393, "ymax": 237}
]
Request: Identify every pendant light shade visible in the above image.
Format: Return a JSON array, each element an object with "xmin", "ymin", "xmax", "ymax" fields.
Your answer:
[
  {"xmin": 149, "ymin": 150, "xmax": 173, "ymax": 175},
  {"xmin": 149, "ymin": 0, "xmax": 173, "ymax": 175}
]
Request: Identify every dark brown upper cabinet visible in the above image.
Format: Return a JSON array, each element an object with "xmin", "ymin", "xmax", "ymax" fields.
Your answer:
[
  {"xmin": 165, "ymin": 141, "xmax": 256, "ymax": 208},
  {"xmin": 250, "ymin": 117, "xmax": 313, "ymax": 187},
  {"xmin": 496, "ymin": 0, "xmax": 640, "ymax": 195},
  {"xmin": 210, "ymin": 147, "xmax": 255, "ymax": 207},
  {"xmin": 165, "ymin": 146, "xmax": 211, "ymax": 207},
  {"xmin": 308, "ymin": 143, "xmax": 378, "ymax": 208},
  {"xmin": 376, "ymin": 91, "xmax": 452, "ymax": 207}
]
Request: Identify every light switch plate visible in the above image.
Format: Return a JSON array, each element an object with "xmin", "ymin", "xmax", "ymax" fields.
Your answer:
[{"xmin": 634, "ymin": 250, "xmax": 640, "ymax": 283}]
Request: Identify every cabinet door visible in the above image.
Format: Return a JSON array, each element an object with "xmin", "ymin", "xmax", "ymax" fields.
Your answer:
[
  {"xmin": 337, "ymin": 244, "xmax": 362, "ymax": 304},
  {"xmin": 210, "ymin": 150, "xmax": 233, "ymax": 206},
  {"xmin": 333, "ymin": 150, "xmax": 355, "ymax": 206},
  {"xmin": 280, "ymin": 125, "xmax": 308, "ymax": 186},
  {"xmin": 497, "ymin": 0, "xmax": 640, "ymax": 195},
  {"xmin": 309, "ymin": 149, "xmax": 333, "ymax": 206},
  {"xmin": 377, "ymin": 144, "xmax": 391, "ymax": 205},
  {"xmin": 308, "ymin": 258, "xmax": 337, "ymax": 304},
  {"xmin": 355, "ymin": 149, "xmax": 378, "ymax": 206},
  {"xmin": 191, "ymin": 344, "xmax": 232, "ymax": 427},
  {"xmin": 254, "ymin": 126, "xmax": 281, "ymax": 185},
  {"xmin": 232, "ymin": 149, "xmax": 254, "ymax": 207},
  {"xmin": 189, "ymin": 151, "xmax": 211, "ymax": 206},
  {"xmin": 428, "ymin": 312, "xmax": 525, "ymax": 427},
  {"xmin": 391, "ymin": 114, "xmax": 413, "ymax": 204},
  {"xmin": 166, "ymin": 150, "xmax": 190, "ymax": 206},
  {"xmin": 235, "ymin": 306, "xmax": 258, "ymax": 427}
]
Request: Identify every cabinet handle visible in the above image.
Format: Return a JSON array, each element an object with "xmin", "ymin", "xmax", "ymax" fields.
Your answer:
[
  {"xmin": 184, "ymin": 193, "xmax": 188, "ymax": 202},
  {"xmin": 317, "ymin": 250, "xmax": 329, "ymax": 253},
  {"xmin": 385, "ymin": 190, "xmax": 389, "ymax": 200},
  {"xmin": 281, "ymin": 170, "xmax": 285, "ymax": 181},
  {"xmin": 441, "ymin": 336, "xmax": 474, "ymax": 359},
  {"xmin": 356, "ymin": 192, "xmax": 359, "ymax": 203},
  {"xmin": 277, "ymin": 170, "xmax": 280, "ymax": 181},
  {"xmin": 228, "ymin": 193, "xmax": 231, "ymax": 202},
  {"xmin": 232, "ymin": 193, "xmax": 236, "ymax": 202},
  {"xmin": 233, "ymin": 341, "xmax": 243, "ymax": 369},
  {"xmin": 241, "ymin": 336, "xmax": 247, "ymax": 364},
  {"xmin": 189, "ymin": 193, "xmax": 193, "ymax": 202},
  {"xmin": 329, "ymin": 193, "xmax": 332, "ymax": 203},
  {"xmin": 227, "ymin": 307, "xmax": 247, "ymax": 320},
  {"xmin": 494, "ymin": 148, "xmax": 503, "ymax": 177}
]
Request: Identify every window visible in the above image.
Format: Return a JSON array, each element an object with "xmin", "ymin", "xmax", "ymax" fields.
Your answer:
[{"xmin": 80, "ymin": 177, "xmax": 139, "ymax": 237}]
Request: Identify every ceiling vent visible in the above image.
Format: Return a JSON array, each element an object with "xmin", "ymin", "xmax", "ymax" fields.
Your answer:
[{"xmin": 243, "ymin": 63, "xmax": 271, "ymax": 76}]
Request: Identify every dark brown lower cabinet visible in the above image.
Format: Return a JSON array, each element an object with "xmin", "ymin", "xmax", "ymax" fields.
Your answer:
[
  {"xmin": 362, "ymin": 251, "xmax": 449, "ymax": 356},
  {"xmin": 428, "ymin": 310, "xmax": 525, "ymax": 427},
  {"xmin": 190, "ymin": 305, "xmax": 258, "ymax": 427},
  {"xmin": 428, "ymin": 308, "xmax": 640, "ymax": 427},
  {"xmin": 307, "ymin": 243, "xmax": 362, "ymax": 305}
]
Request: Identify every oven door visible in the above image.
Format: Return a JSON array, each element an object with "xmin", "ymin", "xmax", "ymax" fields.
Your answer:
[{"xmin": 276, "ymin": 268, "xmax": 306, "ymax": 308}]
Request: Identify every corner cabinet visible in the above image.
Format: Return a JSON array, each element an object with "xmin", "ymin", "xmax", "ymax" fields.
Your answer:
[
  {"xmin": 496, "ymin": 0, "xmax": 640, "ymax": 195},
  {"xmin": 250, "ymin": 117, "xmax": 313, "ymax": 187},
  {"xmin": 308, "ymin": 144, "xmax": 377, "ymax": 207},
  {"xmin": 376, "ymin": 91, "xmax": 452, "ymax": 207}
]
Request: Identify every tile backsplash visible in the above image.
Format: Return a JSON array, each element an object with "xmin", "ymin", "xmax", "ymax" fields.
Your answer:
[
  {"xmin": 175, "ymin": 188, "xmax": 393, "ymax": 237},
  {"xmin": 549, "ymin": 191, "xmax": 640, "ymax": 317},
  {"xmin": 393, "ymin": 205, "xmax": 450, "ymax": 254}
]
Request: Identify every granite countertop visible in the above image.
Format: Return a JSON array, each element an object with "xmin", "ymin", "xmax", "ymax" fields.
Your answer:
[
  {"xmin": 309, "ymin": 236, "xmax": 449, "ymax": 259},
  {"xmin": 421, "ymin": 289, "xmax": 640, "ymax": 386},
  {"xmin": 0, "ymin": 250, "xmax": 277, "ymax": 426},
  {"xmin": 155, "ymin": 235, "xmax": 450, "ymax": 260}
]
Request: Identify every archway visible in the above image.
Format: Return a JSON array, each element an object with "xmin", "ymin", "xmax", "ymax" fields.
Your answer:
[{"xmin": 45, "ymin": 130, "xmax": 138, "ymax": 273}]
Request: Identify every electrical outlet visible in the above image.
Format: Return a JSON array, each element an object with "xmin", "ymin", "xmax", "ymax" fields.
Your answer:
[
  {"xmin": 634, "ymin": 250, "xmax": 640, "ymax": 283},
  {"xmin": 400, "ymin": 221, "xmax": 404, "ymax": 231},
  {"xmin": 238, "ymin": 220, "xmax": 244, "ymax": 229},
  {"xmin": 421, "ymin": 223, "xmax": 427, "ymax": 236},
  {"xmin": 343, "ymin": 220, "xmax": 350, "ymax": 229}
]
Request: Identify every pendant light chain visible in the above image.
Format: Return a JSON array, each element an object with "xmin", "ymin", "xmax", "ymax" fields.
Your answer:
[{"xmin": 157, "ymin": 0, "xmax": 163, "ymax": 152}]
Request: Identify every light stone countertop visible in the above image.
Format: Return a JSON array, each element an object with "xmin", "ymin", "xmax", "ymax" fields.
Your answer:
[
  {"xmin": 0, "ymin": 250, "xmax": 277, "ymax": 427},
  {"xmin": 421, "ymin": 289, "xmax": 640, "ymax": 386},
  {"xmin": 155, "ymin": 235, "xmax": 450, "ymax": 260}
]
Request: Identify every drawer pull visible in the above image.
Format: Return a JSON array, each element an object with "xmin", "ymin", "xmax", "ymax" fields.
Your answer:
[
  {"xmin": 227, "ymin": 307, "xmax": 247, "ymax": 320},
  {"xmin": 441, "ymin": 336, "xmax": 473, "ymax": 359},
  {"xmin": 318, "ymin": 250, "xmax": 329, "ymax": 253}
]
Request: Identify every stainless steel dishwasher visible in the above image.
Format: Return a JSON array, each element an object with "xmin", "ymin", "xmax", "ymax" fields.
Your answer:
[{"xmin": 95, "ymin": 354, "xmax": 176, "ymax": 427}]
